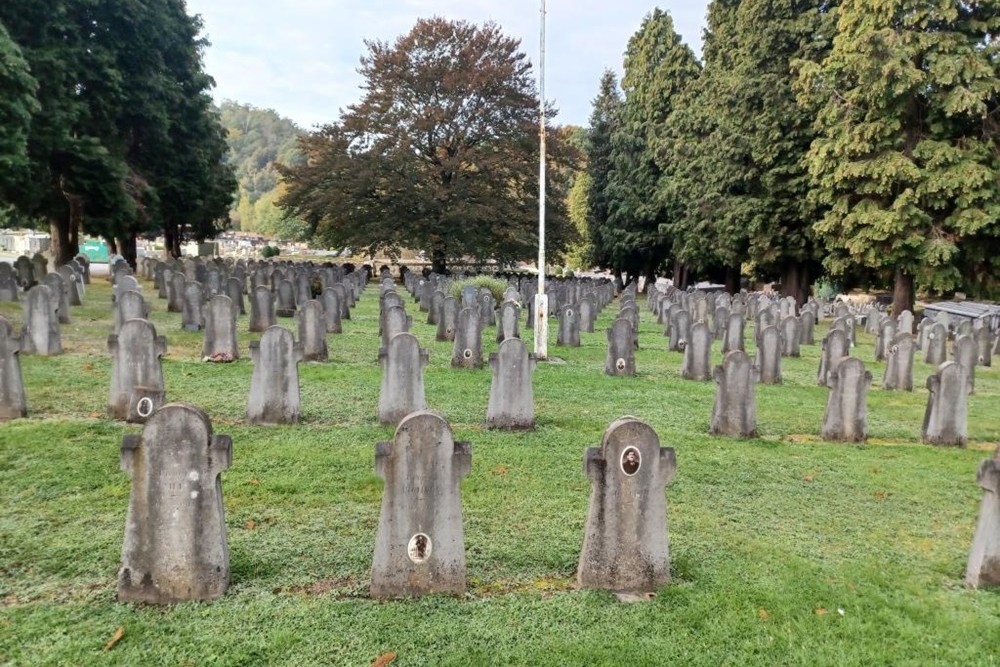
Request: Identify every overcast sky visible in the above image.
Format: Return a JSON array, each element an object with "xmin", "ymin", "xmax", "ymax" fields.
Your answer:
[{"xmin": 184, "ymin": 1, "xmax": 710, "ymax": 130}]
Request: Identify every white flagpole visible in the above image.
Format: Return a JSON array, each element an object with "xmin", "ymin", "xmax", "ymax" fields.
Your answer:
[{"xmin": 534, "ymin": 0, "xmax": 549, "ymax": 360}]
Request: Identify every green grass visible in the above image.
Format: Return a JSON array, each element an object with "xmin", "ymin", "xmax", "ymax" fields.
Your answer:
[{"xmin": 1, "ymin": 276, "xmax": 999, "ymax": 666}]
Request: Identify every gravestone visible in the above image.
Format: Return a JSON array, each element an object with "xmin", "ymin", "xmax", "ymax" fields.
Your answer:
[
  {"xmin": 0, "ymin": 264, "xmax": 18, "ymax": 302},
  {"xmin": 117, "ymin": 403, "xmax": 231, "ymax": 603},
  {"xmin": 800, "ymin": 310, "xmax": 816, "ymax": 346},
  {"xmin": 437, "ymin": 296, "xmax": 459, "ymax": 343},
  {"xmin": 924, "ymin": 322, "xmax": 947, "ymax": 365},
  {"xmin": 976, "ymin": 327, "xmax": 993, "ymax": 368},
  {"xmin": 58, "ymin": 265, "xmax": 83, "ymax": 306},
  {"xmin": 333, "ymin": 283, "xmax": 351, "ymax": 320},
  {"xmin": 225, "ymin": 277, "xmax": 245, "ymax": 316},
  {"xmin": 953, "ymin": 334, "xmax": 977, "ymax": 395},
  {"xmin": 710, "ymin": 350, "xmax": 756, "ymax": 437},
  {"xmin": 882, "ymin": 332, "xmax": 915, "ymax": 391},
  {"xmin": 42, "ymin": 273, "xmax": 70, "ymax": 324},
  {"xmin": 181, "ymin": 281, "xmax": 205, "ymax": 332},
  {"xmin": 371, "ymin": 411, "xmax": 471, "ymax": 598},
  {"xmin": 113, "ymin": 289, "xmax": 150, "ymax": 334},
  {"xmin": 316, "ymin": 287, "xmax": 341, "ymax": 335},
  {"xmin": 620, "ymin": 305, "xmax": 640, "ymax": 349},
  {"xmin": 605, "ymin": 317, "xmax": 636, "ymax": 376},
  {"xmin": 247, "ymin": 326, "xmax": 303, "ymax": 424},
  {"xmin": 20, "ymin": 284, "xmax": 62, "ymax": 356},
  {"xmin": 0, "ymin": 317, "xmax": 27, "ymax": 420},
  {"xmin": 496, "ymin": 301, "xmax": 520, "ymax": 343},
  {"xmin": 378, "ymin": 332, "xmax": 429, "ymax": 425},
  {"xmin": 965, "ymin": 448, "xmax": 1000, "ymax": 589},
  {"xmin": 897, "ymin": 310, "xmax": 914, "ymax": 335},
  {"xmin": 780, "ymin": 316, "xmax": 801, "ymax": 357},
  {"xmin": 556, "ymin": 304, "xmax": 581, "ymax": 347},
  {"xmin": 669, "ymin": 309, "xmax": 691, "ymax": 353},
  {"xmin": 722, "ymin": 312, "xmax": 745, "ymax": 354},
  {"xmin": 817, "ymin": 329, "xmax": 849, "ymax": 387},
  {"xmin": 479, "ymin": 293, "xmax": 497, "ymax": 328},
  {"xmin": 579, "ymin": 296, "xmax": 597, "ymax": 333},
  {"xmin": 380, "ymin": 304, "xmax": 411, "ymax": 351},
  {"xmin": 275, "ymin": 279, "xmax": 296, "ymax": 318},
  {"xmin": 248, "ymin": 285, "xmax": 276, "ymax": 333},
  {"xmin": 821, "ymin": 357, "xmax": 871, "ymax": 442},
  {"xmin": 297, "ymin": 299, "xmax": 329, "ymax": 362},
  {"xmin": 30, "ymin": 253, "xmax": 47, "ymax": 281},
  {"xmin": 681, "ymin": 321, "xmax": 712, "ymax": 381},
  {"xmin": 578, "ymin": 417, "xmax": 677, "ymax": 595},
  {"xmin": 451, "ymin": 307, "xmax": 484, "ymax": 369},
  {"xmin": 113, "ymin": 274, "xmax": 139, "ymax": 305},
  {"xmin": 427, "ymin": 289, "xmax": 444, "ymax": 326},
  {"xmin": 486, "ymin": 337, "xmax": 535, "ymax": 429},
  {"xmin": 108, "ymin": 318, "xmax": 167, "ymax": 421},
  {"xmin": 754, "ymin": 325, "xmax": 783, "ymax": 384},
  {"xmin": 202, "ymin": 295, "xmax": 239, "ymax": 362},
  {"xmin": 922, "ymin": 361, "xmax": 968, "ymax": 446},
  {"xmin": 14, "ymin": 256, "xmax": 33, "ymax": 289},
  {"xmin": 875, "ymin": 318, "xmax": 897, "ymax": 362},
  {"xmin": 168, "ymin": 272, "xmax": 186, "ymax": 313},
  {"xmin": 956, "ymin": 320, "xmax": 973, "ymax": 338}
]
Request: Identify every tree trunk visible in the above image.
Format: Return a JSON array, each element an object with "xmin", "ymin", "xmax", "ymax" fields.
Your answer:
[
  {"xmin": 672, "ymin": 260, "xmax": 683, "ymax": 287},
  {"xmin": 116, "ymin": 232, "xmax": 137, "ymax": 269},
  {"xmin": 724, "ymin": 265, "xmax": 740, "ymax": 295},
  {"xmin": 892, "ymin": 269, "xmax": 914, "ymax": 317},
  {"xmin": 781, "ymin": 262, "xmax": 810, "ymax": 307},
  {"xmin": 48, "ymin": 212, "xmax": 77, "ymax": 266},
  {"xmin": 643, "ymin": 265, "xmax": 657, "ymax": 293},
  {"xmin": 164, "ymin": 223, "xmax": 182, "ymax": 259}
]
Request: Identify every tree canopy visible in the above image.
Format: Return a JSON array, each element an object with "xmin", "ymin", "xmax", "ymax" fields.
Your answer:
[{"xmin": 279, "ymin": 17, "xmax": 576, "ymax": 272}]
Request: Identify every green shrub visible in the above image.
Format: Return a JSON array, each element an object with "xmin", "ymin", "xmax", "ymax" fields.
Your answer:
[
  {"xmin": 260, "ymin": 245, "xmax": 280, "ymax": 258},
  {"xmin": 449, "ymin": 275, "xmax": 510, "ymax": 303}
]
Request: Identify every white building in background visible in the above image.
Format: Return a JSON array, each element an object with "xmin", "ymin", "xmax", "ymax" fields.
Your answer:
[{"xmin": 0, "ymin": 230, "xmax": 51, "ymax": 255}]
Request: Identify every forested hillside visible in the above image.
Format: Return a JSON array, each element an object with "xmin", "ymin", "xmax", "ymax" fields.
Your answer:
[{"xmin": 218, "ymin": 101, "xmax": 307, "ymax": 241}]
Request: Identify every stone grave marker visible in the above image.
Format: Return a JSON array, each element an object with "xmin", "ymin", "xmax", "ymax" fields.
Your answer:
[
  {"xmin": 275, "ymin": 279, "xmax": 296, "ymax": 318},
  {"xmin": 710, "ymin": 350, "xmax": 756, "ymax": 437},
  {"xmin": 578, "ymin": 417, "xmax": 676, "ymax": 595},
  {"xmin": 117, "ymin": 403, "xmax": 231, "ymax": 603},
  {"xmin": 922, "ymin": 361, "xmax": 969, "ymax": 446},
  {"xmin": 669, "ymin": 309, "xmax": 691, "ymax": 353},
  {"xmin": 0, "ymin": 317, "xmax": 27, "ymax": 420},
  {"xmin": 42, "ymin": 273, "xmax": 70, "ymax": 324},
  {"xmin": 953, "ymin": 334, "xmax": 977, "ymax": 395},
  {"xmin": 882, "ymin": 332, "xmax": 915, "ymax": 391},
  {"xmin": 821, "ymin": 357, "xmax": 871, "ymax": 442},
  {"xmin": 965, "ymin": 447, "xmax": 1000, "ymax": 589},
  {"xmin": 486, "ymin": 337, "xmax": 535, "ymax": 429},
  {"xmin": 605, "ymin": 317, "xmax": 636, "ymax": 376},
  {"xmin": 20, "ymin": 284, "xmax": 62, "ymax": 356},
  {"xmin": 0, "ymin": 264, "xmax": 18, "ymax": 302},
  {"xmin": 975, "ymin": 327, "xmax": 993, "ymax": 368},
  {"xmin": 114, "ymin": 289, "xmax": 150, "ymax": 334},
  {"xmin": 249, "ymin": 285, "xmax": 276, "ymax": 333},
  {"xmin": 780, "ymin": 316, "xmax": 801, "ymax": 358},
  {"xmin": 108, "ymin": 318, "xmax": 167, "ymax": 421},
  {"xmin": 202, "ymin": 294, "xmax": 239, "ymax": 362},
  {"xmin": 722, "ymin": 312, "xmax": 745, "ymax": 354},
  {"xmin": 371, "ymin": 411, "xmax": 471, "ymax": 598},
  {"xmin": 437, "ymin": 296, "xmax": 459, "ymax": 343},
  {"xmin": 754, "ymin": 325, "xmax": 783, "ymax": 384},
  {"xmin": 378, "ymin": 332, "xmax": 429, "ymax": 425},
  {"xmin": 496, "ymin": 301, "xmax": 520, "ymax": 343},
  {"xmin": 680, "ymin": 321, "xmax": 712, "ymax": 381},
  {"xmin": 817, "ymin": 329, "xmax": 849, "ymax": 387},
  {"xmin": 225, "ymin": 277, "xmax": 245, "ymax": 316},
  {"xmin": 296, "ymin": 299, "xmax": 329, "ymax": 362},
  {"xmin": 181, "ymin": 281, "xmax": 205, "ymax": 332},
  {"xmin": 924, "ymin": 322, "xmax": 947, "ymax": 365},
  {"xmin": 168, "ymin": 272, "xmax": 186, "ymax": 313},
  {"xmin": 556, "ymin": 304, "xmax": 581, "ymax": 347},
  {"xmin": 380, "ymin": 304, "xmax": 411, "ymax": 351},
  {"xmin": 247, "ymin": 326, "xmax": 303, "ymax": 424},
  {"xmin": 451, "ymin": 307, "xmax": 484, "ymax": 369}
]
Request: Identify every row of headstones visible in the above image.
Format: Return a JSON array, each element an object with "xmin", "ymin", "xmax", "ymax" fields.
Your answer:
[
  {"xmin": 115, "ymin": 402, "xmax": 1000, "ymax": 604},
  {"xmin": 0, "ymin": 252, "xmax": 91, "ymax": 301},
  {"xmin": 117, "ymin": 405, "xmax": 677, "ymax": 602}
]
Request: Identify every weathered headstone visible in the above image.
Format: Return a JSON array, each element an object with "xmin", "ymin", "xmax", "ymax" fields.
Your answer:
[
  {"xmin": 247, "ymin": 326, "xmax": 303, "ymax": 424},
  {"xmin": 0, "ymin": 317, "xmax": 27, "ymax": 420},
  {"xmin": 875, "ymin": 318, "xmax": 897, "ymax": 362},
  {"xmin": 479, "ymin": 293, "xmax": 497, "ymax": 327},
  {"xmin": 722, "ymin": 312, "xmax": 745, "ymax": 354},
  {"xmin": 556, "ymin": 304, "xmax": 581, "ymax": 347},
  {"xmin": 181, "ymin": 281, "xmax": 205, "ymax": 332},
  {"xmin": 436, "ymin": 296, "xmax": 459, "ymax": 342},
  {"xmin": 380, "ymin": 304, "xmax": 411, "ymax": 351},
  {"xmin": 669, "ymin": 309, "xmax": 691, "ymax": 353},
  {"xmin": 579, "ymin": 296, "xmax": 597, "ymax": 334},
  {"xmin": 975, "ymin": 326, "xmax": 993, "ymax": 368},
  {"xmin": 58, "ymin": 265, "xmax": 84, "ymax": 306},
  {"xmin": 0, "ymin": 264, "xmax": 18, "ymax": 303},
  {"xmin": 924, "ymin": 322, "xmax": 947, "ymax": 365},
  {"xmin": 817, "ymin": 329, "xmax": 849, "ymax": 387},
  {"xmin": 113, "ymin": 289, "xmax": 150, "ymax": 334},
  {"xmin": 486, "ymin": 337, "xmax": 535, "ymax": 429},
  {"xmin": 897, "ymin": 310, "xmax": 914, "ymax": 335},
  {"xmin": 225, "ymin": 277, "xmax": 245, "ymax": 316},
  {"xmin": 168, "ymin": 272, "xmax": 186, "ymax": 313},
  {"xmin": 821, "ymin": 357, "xmax": 871, "ymax": 442},
  {"xmin": 108, "ymin": 318, "xmax": 167, "ymax": 422},
  {"xmin": 605, "ymin": 317, "xmax": 636, "ymax": 376},
  {"xmin": 882, "ymin": 332, "xmax": 915, "ymax": 391},
  {"xmin": 953, "ymin": 334, "xmax": 977, "ymax": 395},
  {"xmin": 117, "ymin": 403, "xmax": 231, "ymax": 603},
  {"xmin": 275, "ymin": 279, "xmax": 296, "ymax": 318},
  {"xmin": 710, "ymin": 350, "xmax": 756, "ymax": 437},
  {"xmin": 681, "ymin": 321, "xmax": 712, "ymax": 381},
  {"xmin": 496, "ymin": 301, "xmax": 520, "ymax": 343},
  {"xmin": 371, "ymin": 411, "xmax": 471, "ymax": 598},
  {"xmin": 202, "ymin": 295, "xmax": 239, "ymax": 362},
  {"xmin": 20, "ymin": 284, "xmax": 62, "ymax": 356},
  {"xmin": 754, "ymin": 325, "xmax": 783, "ymax": 385},
  {"xmin": 378, "ymin": 332, "xmax": 429, "ymax": 425},
  {"xmin": 780, "ymin": 316, "xmax": 801, "ymax": 358},
  {"xmin": 451, "ymin": 307, "xmax": 484, "ymax": 369},
  {"xmin": 922, "ymin": 361, "xmax": 968, "ymax": 446},
  {"xmin": 578, "ymin": 417, "xmax": 676, "ymax": 596},
  {"xmin": 297, "ymin": 299, "xmax": 329, "ymax": 362},
  {"xmin": 42, "ymin": 273, "xmax": 70, "ymax": 324},
  {"xmin": 248, "ymin": 285, "xmax": 276, "ymax": 333},
  {"xmin": 965, "ymin": 447, "xmax": 1000, "ymax": 589}
]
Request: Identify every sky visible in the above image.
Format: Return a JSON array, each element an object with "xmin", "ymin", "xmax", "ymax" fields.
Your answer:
[{"xmin": 184, "ymin": 0, "xmax": 711, "ymax": 130}]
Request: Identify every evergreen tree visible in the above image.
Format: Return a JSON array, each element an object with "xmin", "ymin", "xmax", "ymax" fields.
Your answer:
[
  {"xmin": 606, "ymin": 9, "xmax": 700, "ymax": 287},
  {"xmin": 797, "ymin": 0, "xmax": 1000, "ymax": 310},
  {"xmin": 584, "ymin": 70, "xmax": 621, "ymax": 274},
  {"xmin": 0, "ymin": 23, "xmax": 37, "ymax": 195}
]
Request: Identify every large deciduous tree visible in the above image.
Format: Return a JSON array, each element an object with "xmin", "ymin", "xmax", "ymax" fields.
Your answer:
[
  {"xmin": 0, "ymin": 23, "xmax": 37, "ymax": 195},
  {"xmin": 604, "ymin": 9, "xmax": 700, "ymax": 288},
  {"xmin": 797, "ymin": 0, "xmax": 1000, "ymax": 312},
  {"xmin": 279, "ymin": 18, "xmax": 575, "ymax": 273}
]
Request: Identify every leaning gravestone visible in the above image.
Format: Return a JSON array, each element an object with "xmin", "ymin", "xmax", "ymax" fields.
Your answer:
[
  {"xmin": 605, "ymin": 317, "xmax": 636, "ymax": 377},
  {"xmin": 486, "ymin": 337, "xmax": 535, "ymax": 429},
  {"xmin": 821, "ymin": 357, "xmax": 871, "ymax": 442},
  {"xmin": 247, "ymin": 326, "xmax": 303, "ymax": 424},
  {"xmin": 882, "ymin": 332, "xmax": 915, "ymax": 391},
  {"xmin": 0, "ymin": 317, "xmax": 27, "ymax": 420},
  {"xmin": 117, "ymin": 403, "xmax": 231, "ymax": 603},
  {"xmin": 922, "ymin": 361, "xmax": 968, "ymax": 447},
  {"xmin": 578, "ymin": 417, "xmax": 677, "ymax": 596},
  {"xmin": 710, "ymin": 350, "xmax": 756, "ymax": 438},
  {"xmin": 378, "ymin": 332, "xmax": 429, "ymax": 426},
  {"xmin": 202, "ymin": 294, "xmax": 239, "ymax": 362},
  {"xmin": 20, "ymin": 284, "xmax": 62, "ymax": 356},
  {"xmin": 371, "ymin": 411, "xmax": 471, "ymax": 598},
  {"xmin": 965, "ymin": 447, "xmax": 1000, "ymax": 589},
  {"xmin": 108, "ymin": 318, "xmax": 167, "ymax": 421}
]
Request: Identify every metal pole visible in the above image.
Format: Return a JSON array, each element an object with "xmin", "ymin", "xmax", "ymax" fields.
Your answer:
[{"xmin": 534, "ymin": 0, "xmax": 549, "ymax": 360}]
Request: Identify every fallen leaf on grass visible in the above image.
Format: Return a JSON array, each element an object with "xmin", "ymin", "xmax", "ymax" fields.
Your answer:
[
  {"xmin": 88, "ymin": 411, "xmax": 102, "ymax": 419},
  {"xmin": 815, "ymin": 608, "xmax": 827, "ymax": 616},
  {"xmin": 247, "ymin": 479, "xmax": 261, "ymax": 486},
  {"xmin": 244, "ymin": 519, "xmax": 257, "ymax": 530},
  {"xmin": 371, "ymin": 652, "xmax": 396, "ymax": 667},
  {"xmin": 81, "ymin": 363, "xmax": 94, "ymax": 371},
  {"xmin": 492, "ymin": 466, "xmax": 509, "ymax": 476},
  {"xmin": 758, "ymin": 609, "xmax": 770, "ymax": 621},
  {"xmin": 104, "ymin": 626, "xmax": 125, "ymax": 651},
  {"xmin": 803, "ymin": 472, "xmax": 815, "ymax": 483},
  {"xmin": 874, "ymin": 490, "xmax": 888, "ymax": 501}
]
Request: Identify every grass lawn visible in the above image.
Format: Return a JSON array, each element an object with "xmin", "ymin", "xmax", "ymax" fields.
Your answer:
[{"xmin": 1, "ymin": 272, "xmax": 999, "ymax": 666}]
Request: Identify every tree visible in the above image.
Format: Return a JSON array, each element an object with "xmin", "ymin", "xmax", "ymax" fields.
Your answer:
[
  {"xmin": 0, "ymin": 23, "xmax": 38, "ymax": 195},
  {"xmin": 796, "ymin": 1, "xmax": 1000, "ymax": 311},
  {"xmin": 584, "ymin": 70, "xmax": 622, "ymax": 274},
  {"xmin": 605, "ymin": 9, "xmax": 700, "ymax": 287},
  {"xmin": 279, "ymin": 18, "xmax": 576, "ymax": 273}
]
